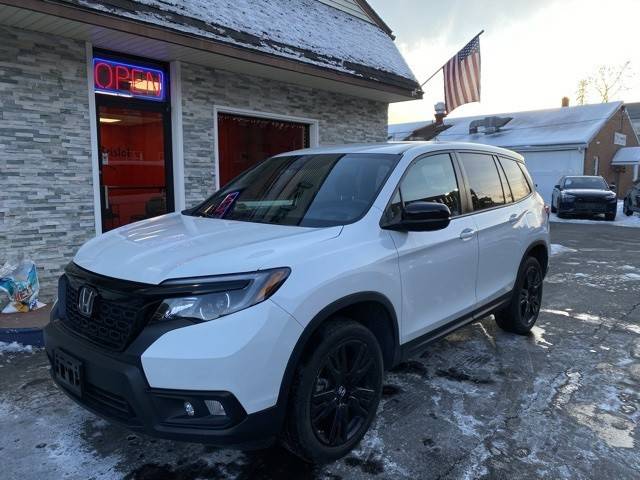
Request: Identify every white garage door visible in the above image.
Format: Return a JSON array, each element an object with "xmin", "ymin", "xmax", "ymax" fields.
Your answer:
[{"xmin": 516, "ymin": 149, "xmax": 584, "ymax": 203}]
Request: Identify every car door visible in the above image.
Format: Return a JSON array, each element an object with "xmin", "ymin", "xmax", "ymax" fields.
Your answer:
[
  {"xmin": 383, "ymin": 152, "xmax": 479, "ymax": 342},
  {"xmin": 457, "ymin": 151, "xmax": 523, "ymax": 305}
]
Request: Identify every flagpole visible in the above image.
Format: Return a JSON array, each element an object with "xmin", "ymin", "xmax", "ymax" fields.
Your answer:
[{"xmin": 419, "ymin": 30, "xmax": 484, "ymax": 89}]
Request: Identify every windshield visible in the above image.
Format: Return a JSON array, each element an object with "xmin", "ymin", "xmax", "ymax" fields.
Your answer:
[
  {"xmin": 190, "ymin": 153, "xmax": 400, "ymax": 227},
  {"xmin": 563, "ymin": 176, "xmax": 607, "ymax": 189}
]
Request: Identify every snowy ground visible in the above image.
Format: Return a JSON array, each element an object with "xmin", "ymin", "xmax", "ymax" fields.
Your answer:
[
  {"xmin": 1, "ymin": 222, "xmax": 639, "ymax": 479},
  {"xmin": 550, "ymin": 200, "xmax": 640, "ymax": 228}
]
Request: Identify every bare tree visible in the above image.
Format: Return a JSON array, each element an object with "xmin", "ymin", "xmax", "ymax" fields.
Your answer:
[
  {"xmin": 575, "ymin": 61, "xmax": 633, "ymax": 104},
  {"xmin": 575, "ymin": 79, "xmax": 588, "ymax": 105}
]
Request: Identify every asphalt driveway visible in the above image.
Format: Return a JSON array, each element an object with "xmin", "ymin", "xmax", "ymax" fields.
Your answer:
[{"xmin": 1, "ymin": 222, "xmax": 639, "ymax": 479}]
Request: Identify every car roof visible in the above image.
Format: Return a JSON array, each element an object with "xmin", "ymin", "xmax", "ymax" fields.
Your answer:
[{"xmin": 276, "ymin": 141, "xmax": 525, "ymax": 162}]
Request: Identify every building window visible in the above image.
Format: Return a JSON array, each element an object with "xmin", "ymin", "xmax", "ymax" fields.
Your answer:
[
  {"xmin": 593, "ymin": 156, "xmax": 599, "ymax": 175},
  {"xmin": 217, "ymin": 113, "xmax": 310, "ymax": 187}
]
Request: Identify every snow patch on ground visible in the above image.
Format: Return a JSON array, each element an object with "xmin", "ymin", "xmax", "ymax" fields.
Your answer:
[
  {"xmin": 0, "ymin": 341, "xmax": 35, "ymax": 355},
  {"xmin": 550, "ymin": 244, "xmax": 578, "ymax": 256},
  {"xmin": 566, "ymin": 403, "xmax": 636, "ymax": 449},
  {"xmin": 541, "ymin": 309, "xmax": 640, "ymax": 335},
  {"xmin": 531, "ymin": 325, "xmax": 554, "ymax": 349},
  {"xmin": 550, "ymin": 201, "xmax": 640, "ymax": 228}
]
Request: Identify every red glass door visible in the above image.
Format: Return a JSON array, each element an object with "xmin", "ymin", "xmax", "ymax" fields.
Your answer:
[
  {"xmin": 217, "ymin": 113, "xmax": 309, "ymax": 186},
  {"xmin": 98, "ymin": 105, "xmax": 171, "ymax": 231}
]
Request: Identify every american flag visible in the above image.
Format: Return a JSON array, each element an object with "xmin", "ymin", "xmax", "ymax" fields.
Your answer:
[{"xmin": 444, "ymin": 34, "xmax": 481, "ymax": 113}]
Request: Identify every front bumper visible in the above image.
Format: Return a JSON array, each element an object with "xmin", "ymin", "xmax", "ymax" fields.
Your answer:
[
  {"xmin": 44, "ymin": 300, "xmax": 300, "ymax": 448},
  {"xmin": 558, "ymin": 198, "xmax": 617, "ymax": 215}
]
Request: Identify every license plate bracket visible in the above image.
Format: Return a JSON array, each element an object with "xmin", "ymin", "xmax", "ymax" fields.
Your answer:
[{"xmin": 54, "ymin": 349, "xmax": 83, "ymax": 396}]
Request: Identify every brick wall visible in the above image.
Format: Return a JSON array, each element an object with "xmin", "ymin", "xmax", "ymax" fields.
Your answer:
[
  {"xmin": 0, "ymin": 26, "xmax": 94, "ymax": 301},
  {"xmin": 584, "ymin": 107, "xmax": 640, "ymax": 197},
  {"xmin": 181, "ymin": 62, "xmax": 388, "ymax": 206}
]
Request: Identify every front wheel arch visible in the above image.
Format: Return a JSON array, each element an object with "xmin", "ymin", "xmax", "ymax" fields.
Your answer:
[{"xmin": 273, "ymin": 292, "xmax": 399, "ymax": 434}]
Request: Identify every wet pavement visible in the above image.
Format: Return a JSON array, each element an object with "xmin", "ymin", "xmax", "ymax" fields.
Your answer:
[{"xmin": 1, "ymin": 222, "xmax": 639, "ymax": 479}]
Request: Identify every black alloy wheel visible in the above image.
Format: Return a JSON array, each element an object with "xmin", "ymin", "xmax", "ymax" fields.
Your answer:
[
  {"xmin": 519, "ymin": 264, "xmax": 542, "ymax": 326},
  {"xmin": 310, "ymin": 339, "xmax": 377, "ymax": 447},
  {"xmin": 495, "ymin": 256, "xmax": 544, "ymax": 334},
  {"xmin": 283, "ymin": 319, "xmax": 383, "ymax": 463}
]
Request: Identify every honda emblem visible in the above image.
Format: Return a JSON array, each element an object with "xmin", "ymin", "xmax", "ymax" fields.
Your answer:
[{"xmin": 77, "ymin": 286, "xmax": 97, "ymax": 317}]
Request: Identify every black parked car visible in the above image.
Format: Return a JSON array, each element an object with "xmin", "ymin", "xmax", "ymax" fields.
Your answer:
[
  {"xmin": 551, "ymin": 176, "xmax": 617, "ymax": 221},
  {"xmin": 624, "ymin": 180, "xmax": 640, "ymax": 217}
]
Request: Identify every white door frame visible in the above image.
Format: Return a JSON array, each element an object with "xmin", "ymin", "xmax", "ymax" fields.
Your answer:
[
  {"xmin": 85, "ymin": 46, "xmax": 185, "ymax": 234},
  {"xmin": 212, "ymin": 105, "xmax": 320, "ymax": 190},
  {"xmin": 86, "ymin": 42, "xmax": 103, "ymax": 235}
]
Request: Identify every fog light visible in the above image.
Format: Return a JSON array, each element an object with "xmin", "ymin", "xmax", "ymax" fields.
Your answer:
[
  {"xmin": 204, "ymin": 399, "xmax": 226, "ymax": 416},
  {"xmin": 184, "ymin": 401, "xmax": 195, "ymax": 416}
]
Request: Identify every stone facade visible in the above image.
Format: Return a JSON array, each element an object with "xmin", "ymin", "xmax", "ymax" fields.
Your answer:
[
  {"xmin": 0, "ymin": 26, "xmax": 94, "ymax": 301},
  {"xmin": 181, "ymin": 62, "xmax": 388, "ymax": 206},
  {"xmin": 0, "ymin": 28, "xmax": 389, "ymax": 301}
]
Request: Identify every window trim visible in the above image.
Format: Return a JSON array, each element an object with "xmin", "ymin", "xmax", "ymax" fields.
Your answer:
[{"xmin": 378, "ymin": 150, "xmax": 467, "ymax": 227}]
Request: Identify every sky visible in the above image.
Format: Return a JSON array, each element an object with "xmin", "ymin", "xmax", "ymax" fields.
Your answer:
[{"xmin": 368, "ymin": 0, "xmax": 640, "ymax": 125}]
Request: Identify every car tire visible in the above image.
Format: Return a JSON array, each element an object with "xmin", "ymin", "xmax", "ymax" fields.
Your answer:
[
  {"xmin": 495, "ymin": 256, "xmax": 543, "ymax": 335},
  {"xmin": 557, "ymin": 211, "xmax": 566, "ymax": 219},
  {"xmin": 282, "ymin": 319, "xmax": 383, "ymax": 463},
  {"xmin": 624, "ymin": 199, "xmax": 633, "ymax": 216},
  {"xmin": 605, "ymin": 212, "xmax": 616, "ymax": 221},
  {"xmin": 551, "ymin": 202, "xmax": 557, "ymax": 213}
]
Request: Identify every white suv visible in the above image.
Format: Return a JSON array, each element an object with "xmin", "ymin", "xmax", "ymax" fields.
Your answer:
[{"xmin": 45, "ymin": 142, "xmax": 549, "ymax": 463}]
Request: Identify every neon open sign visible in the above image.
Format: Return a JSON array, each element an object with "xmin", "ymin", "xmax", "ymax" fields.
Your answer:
[{"xmin": 93, "ymin": 58, "xmax": 165, "ymax": 101}]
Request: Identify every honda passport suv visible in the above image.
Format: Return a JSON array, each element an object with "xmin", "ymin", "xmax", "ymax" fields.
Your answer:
[{"xmin": 45, "ymin": 142, "xmax": 549, "ymax": 463}]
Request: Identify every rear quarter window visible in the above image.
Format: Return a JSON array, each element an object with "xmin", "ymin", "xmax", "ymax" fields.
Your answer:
[{"xmin": 500, "ymin": 158, "xmax": 532, "ymax": 201}]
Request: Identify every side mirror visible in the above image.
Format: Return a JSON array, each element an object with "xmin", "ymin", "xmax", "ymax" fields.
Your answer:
[
  {"xmin": 383, "ymin": 202, "xmax": 451, "ymax": 232},
  {"xmin": 554, "ymin": 184, "xmax": 561, "ymax": 190}
]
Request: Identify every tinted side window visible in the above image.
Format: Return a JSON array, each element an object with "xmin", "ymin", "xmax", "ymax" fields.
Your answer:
[
  {"xmin": 458, "ymin": 152, "xmax": 505, "ymax": 211},
  {"xmin": 500, "ymin": 158, "xmax": 532, "ymax": 201},
  {"xmin": 385, "ymin": 153, "xmax": 462, "ymax": 222}
]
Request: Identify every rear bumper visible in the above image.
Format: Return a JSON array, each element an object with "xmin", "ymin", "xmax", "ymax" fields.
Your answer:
[{"xmin": 44, "ymin": 311, "xmax": 290, "ymax": 448}]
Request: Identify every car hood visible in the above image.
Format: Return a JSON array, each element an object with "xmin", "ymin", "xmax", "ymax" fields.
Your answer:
[
  {"xmin": 74, "ymin": 213, "xmax": 342, "ymax": 284},
  {"xmin": 562, "ymin": 189, "xmax": 615, "ymax": 198}
]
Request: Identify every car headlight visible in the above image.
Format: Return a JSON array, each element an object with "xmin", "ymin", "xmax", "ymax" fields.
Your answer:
[
  {"xmin": 152, "ymin": 268, "xmax": 290, "ymax": 323},
  {"xmin": 561, "ymin": 193, "xmax": 575, "ymax": 201}
]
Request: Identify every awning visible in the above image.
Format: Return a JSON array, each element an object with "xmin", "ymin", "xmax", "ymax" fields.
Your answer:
[{"xmin": 611, "ymin": 146, "xmax": 640, "ymax": 166}]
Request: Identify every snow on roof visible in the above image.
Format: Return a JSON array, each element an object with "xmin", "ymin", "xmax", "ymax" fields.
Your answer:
[
  {"xmin": 65, "ymin": 0, "xmax": 417, "ymax": 88},
  {"xmin": 435, "ymin": 102, "xmax": 623, "ymax": 149},
  {"xmin": 612, "ymin": 146, "xmax": 640, "ymax": 165},
  {"xmin": 387, "ymin": 121, "xmax": 432, "ymax": 140}
]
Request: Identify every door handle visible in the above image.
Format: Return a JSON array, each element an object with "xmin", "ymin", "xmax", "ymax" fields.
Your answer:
[{"xmin": 459, "ymin": 228, "xmax": 476, "ymax": 240}]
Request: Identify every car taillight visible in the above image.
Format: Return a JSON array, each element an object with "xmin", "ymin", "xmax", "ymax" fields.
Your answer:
[{"xmin": 544, "ymin": 204, "xmax": 550, "ymax": 216}]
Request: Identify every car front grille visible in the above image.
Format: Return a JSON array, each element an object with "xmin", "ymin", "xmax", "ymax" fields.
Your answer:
[
  {"xmin": 63, "ymin": 283, "xmax": 139, "ymax": 350},
  {"xmin": 59, "ymin": 266, "xmax": 158, "ymax": 352},
  {"xmin": 574, "ymin": 201, "xmax": 605, "ymax": 211}
]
